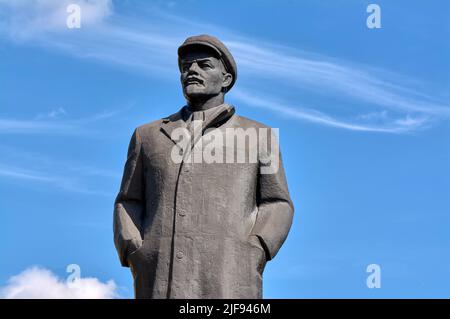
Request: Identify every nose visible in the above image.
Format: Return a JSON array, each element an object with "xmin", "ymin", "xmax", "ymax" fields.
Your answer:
[{"xmin": 187, "ymin": 61, "xmax": 201, "ymax": 74}]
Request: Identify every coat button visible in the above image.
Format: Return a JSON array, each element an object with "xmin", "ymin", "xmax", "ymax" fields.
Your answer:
[
  {"xmin": 176, "ymin": 252, "xmax": 184, "ymax": 259},
  {"xmin": 183, "ymin": 165, "xmax": 190, "ymax": 173},
  {"xmin": 178, "ymin": 209, "xmax": 186, "ymax": 217}
]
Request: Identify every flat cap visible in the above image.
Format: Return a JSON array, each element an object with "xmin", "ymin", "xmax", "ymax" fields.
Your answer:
[{"xmin": 178, "ymin": 34, "xmax": 237, "ymax": 91}]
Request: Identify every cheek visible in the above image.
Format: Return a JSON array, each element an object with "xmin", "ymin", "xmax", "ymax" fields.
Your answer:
[{"xmin": 205, "ymin": 71, "xmax": 223, "ymax": 88}]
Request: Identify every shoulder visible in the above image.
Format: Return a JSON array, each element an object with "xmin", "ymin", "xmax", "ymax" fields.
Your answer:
[
  {"xmin": 135, "ymin": 107, "xmax": 185, "ymax": 135},
  {"xmin": 135, "ymin": 118, "xmax": 163, "ymax": 132},
  {"xmin": 131, "ymin": 119, "xmax": 162, "ymax": 140},
  {"xmin": 232, "ymin": 114, "xmax": 280, "ymax": 149},
  {"xmin": 233, "ymin": 114, "xmax": 272, "ymax": 130}
]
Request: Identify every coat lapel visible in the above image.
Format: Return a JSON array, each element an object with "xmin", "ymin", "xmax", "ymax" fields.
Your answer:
[
  {"xmin": 160, "ymin": 106, "xmax": 189, "ymax": 145},
  {"xmin": 160, "ymin": 104, "xmax": 235, "ymax": 145}
]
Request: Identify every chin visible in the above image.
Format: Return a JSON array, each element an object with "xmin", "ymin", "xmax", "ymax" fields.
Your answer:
[{"xmin": 184, "ymin": 88, "xmax": 208, "ymax": 99}]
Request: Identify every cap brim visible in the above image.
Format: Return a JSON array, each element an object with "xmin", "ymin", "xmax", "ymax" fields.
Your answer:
[{"xmin": 178, "ymin": 41, "xmax": 223, "ymax": 58}]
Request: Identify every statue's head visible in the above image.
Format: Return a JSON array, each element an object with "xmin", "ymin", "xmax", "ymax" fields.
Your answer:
[{"xmin": 178, "ymin": 34, "xmax": 237, "ymax": 102}]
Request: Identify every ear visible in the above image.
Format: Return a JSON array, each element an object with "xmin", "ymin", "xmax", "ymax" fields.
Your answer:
[{"xmin": 222, "ymin": 72, "xmax": 233, "ymax": 90}]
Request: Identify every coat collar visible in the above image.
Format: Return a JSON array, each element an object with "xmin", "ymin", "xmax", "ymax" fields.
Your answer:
[{"xmin": 160, "ymin": 104, "xmax": 235, "ymax": 144}]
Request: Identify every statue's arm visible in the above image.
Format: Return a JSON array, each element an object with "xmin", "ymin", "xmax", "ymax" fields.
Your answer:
[
  {"xmin": 251, "ymin": 133, "xmax": 294, "ymax": 261},
  {"xmin": 113, "ymin": 128, "xmax": 145, "ymax": 267}
]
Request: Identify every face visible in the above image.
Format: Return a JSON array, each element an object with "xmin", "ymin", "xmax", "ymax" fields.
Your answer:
[{"xmin": 180, "ymin": 47, "xmax": 232, "ymax": 100}]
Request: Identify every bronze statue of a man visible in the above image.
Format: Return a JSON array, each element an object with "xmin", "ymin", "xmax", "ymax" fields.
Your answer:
[{"xmin": 113, "ymin": 34, "xmax": 294, "ymax": 299}]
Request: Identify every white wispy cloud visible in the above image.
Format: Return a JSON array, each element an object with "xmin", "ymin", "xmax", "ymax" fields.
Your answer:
[
  {"xmin": 35, "ymin": 107, "xmax": 68, "ymax": 120},
  {"xmin": 0, "ymin": 266, "xmax": 118, "ymax": 299},
  {"xmin": 0, "ymin": 118, "xmax": 83, "ymax": 135},
  {"xmin": 0, "ymin": 166, "xmax": 55, "ymax": 182},
  {"xmin": 0, "ymin": 164, "xmax": 113, "ymax": 196},
  {"xmin": 231, "ymin": 89, "xmax": 432, "ymax": 133},
  {"xmin": 226, "ymin": 41, "xmax": 450, "ymax": 116},
  {"xmin": 0, "ymin": 108, "xmax": 126, "ymax": 135},
  {"xmin": 0, "ymin": 0, "xmax": 448, "ymax": 133},
  {"xmin": 0, "ymin": 146, "xmax": 120, "ymax": 196},
  {"xmin": 0, "ymin": 0, "xmax": 111, "ymax": 40}
]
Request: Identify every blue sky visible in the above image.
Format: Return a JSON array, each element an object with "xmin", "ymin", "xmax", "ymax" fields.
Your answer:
[{"xmin": 0, "ymin": 0, "xmax": 449, "ymax": 298}]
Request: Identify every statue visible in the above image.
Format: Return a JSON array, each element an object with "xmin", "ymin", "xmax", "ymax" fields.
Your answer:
[{"xmin": 113, "ymin": 34, "xmax": 294, "ymax": 299}]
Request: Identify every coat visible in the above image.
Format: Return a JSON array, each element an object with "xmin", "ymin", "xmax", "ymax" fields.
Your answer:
[{"xmin": 113, "ymin": 104, "xmax": 294, "ymax": 299}]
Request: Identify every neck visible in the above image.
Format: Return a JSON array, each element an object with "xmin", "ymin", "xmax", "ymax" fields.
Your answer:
[{"xmin": 187, "ymin": 93, "xmax": 224, "ymax": 112}]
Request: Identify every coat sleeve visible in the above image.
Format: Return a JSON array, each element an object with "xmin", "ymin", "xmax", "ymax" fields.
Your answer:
[
  {"xmin": 113, "ymin": 128, "xmax": 145, "ymax": 267},
  {"xmin": 251, "ymin": 129, "xmax": 294, "ymax": 261}
]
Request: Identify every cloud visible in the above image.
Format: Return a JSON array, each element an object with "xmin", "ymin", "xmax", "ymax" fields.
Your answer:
[
  {"xmin": 0, "ymin": 164, "xmax": 113, "ymax": 196},
  {"xmin": 0, "ymin": 108, "xmax": 126, "ymax": 135},
  {"xmin": 35, "ymin": 107, "xmax": 68, "ymax": 120},
  {"xmin": 0, "ymin": 1, "xmax": 448, "ymax": 133},
  {"xmin": 0, "ymin": 0, "xmax": 112, "ymax": 40},
  {"xmin": 0, "ymin": 118, "xmax": 82, "ymax": 135},
  {"xmin": 231, "ymin": 89, "xmax": 432, "ymax": 133},
  {"xmin": 0, "ymin": 105, "xmax": 129, "ymax": 194},
  {"xmin": 0, "ymin": 266, "xmax": 118, "ymax": 299},
  {"xmin": 226, "ymin": 41, "xmax": 450, "ymax": 117},
  {"xmin": 0, "ymin": 146, "xmax": 120, "ymax": 196},
  {"xmin": 0, "ymin": 165, "xmax": 55, "ymax": 182}
]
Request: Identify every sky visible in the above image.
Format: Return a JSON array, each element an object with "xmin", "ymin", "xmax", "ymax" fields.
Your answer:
[{"xmin": 0, "ymin": 0, "xmax": 449, "ymax": 298}]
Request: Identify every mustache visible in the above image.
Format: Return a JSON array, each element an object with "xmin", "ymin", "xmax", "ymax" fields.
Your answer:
[{"xmin": 184, "ymin": 76, "xmax": 204, "ymax": 85}]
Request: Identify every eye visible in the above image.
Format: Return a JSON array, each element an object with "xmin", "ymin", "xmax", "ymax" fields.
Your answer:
[
  {"xmin": 182, "ymin": 63, "xmax": 191, "ymax": 72},
  {"xmin": 199, "ymin": 62, "xmax": 213, "ymax": 69}
]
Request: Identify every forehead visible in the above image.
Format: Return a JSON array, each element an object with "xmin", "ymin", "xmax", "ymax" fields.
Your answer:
[{"xmin": 180, "ymin": 46, "xmax": 221, "ymax": 63}]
